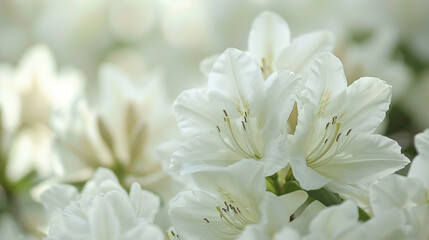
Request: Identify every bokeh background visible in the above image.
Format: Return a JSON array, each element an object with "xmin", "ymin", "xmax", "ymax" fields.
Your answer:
[{"xmin": 0, "ymin": 0, "xmax": 428, "ymax": 238}]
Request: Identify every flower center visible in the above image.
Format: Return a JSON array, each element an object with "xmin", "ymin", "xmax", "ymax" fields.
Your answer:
[
  {"xmin": 261, "ymin": 58, "xmax": 274, "ymax": 79},
  {"xmin": 306, "ymin": 116, "xmax": 352, "ymax": 168},
  {"xmin": 216, "ymin": 110, "xmax": 263, "ymax": 159},
  {"xmin": 202, "ymin": 201, "xmax": 257, "ymax": 238}
]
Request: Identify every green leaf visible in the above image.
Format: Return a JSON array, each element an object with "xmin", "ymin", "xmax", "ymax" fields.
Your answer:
[
  {"xmin": 358, "ymin": 207, "xmax": 371, "ymax": 221},
  {"xmin": 307, "ymin": 187, "xmax": 342, "ymax": 206},
  {"xmin": 282, "ymin": 181, "xmax": 301, "ymax": 194}
]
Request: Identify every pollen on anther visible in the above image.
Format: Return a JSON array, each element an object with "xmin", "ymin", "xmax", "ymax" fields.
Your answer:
[
  {"xmin": 346, "ymin": 129, "xmax": 352, "ymax": 136},
  {"xmin": 336, "ymin": 133, "xmax": 342, "ymax": 142}
]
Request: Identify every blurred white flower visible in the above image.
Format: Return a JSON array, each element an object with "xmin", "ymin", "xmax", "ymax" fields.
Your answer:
[
  {"xmin": 41, "ymin": 168, "xmax": 163, "ymax": 240},
  {"xmin": 0, "ymin": 44, "xmax": 85, "ymax": 182},
  {"xmin": 298, "ymin": 200, "xmax": 407, "ymax": 240},
  {"xmin": 53, "ymin": 65, "xmax": 182, "ymax": 199},
  {"xmin": 201, "ymin": 11, "xmax": 335, "ymax": 79},
  {"xmin": 169, "ymin": 160, "xmax": 308, "ymax": 240},
  {"xmin": 0, "ymin": 214, "xmax": 35, "ymax": 240},
  {"xmin": 172, "ymin": 48, "xmax": 301, "ymax": 176},
  {"xmin": 369, "ymin": 129, "xmax": 429, "ymax": 239},
  {"xmin": 339, "ymin": 28, "xmax": 412, "ymax": 103},
  {"xmin": 289, "ymin": 52, "xmax": 409, "ymax": 195}
]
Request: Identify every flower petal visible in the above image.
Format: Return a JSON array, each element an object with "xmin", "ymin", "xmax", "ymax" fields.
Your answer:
[
  {"xmin": 208, "ymin": 48, "xmax": 264, "ymax": 114},
  {"xmin": 248, "ymin": 11, "xmax": 290, "ymax": 68},
  {"xmin": 369, "ymin": 174, "xmax": 427, "ymax": 216},
  {"xmin": 170, "ymin": 134, "xmax": 241, "ymax": 175},
  {"xmin": 276, "ymin": 31, "xmax": 335, "ymax": 75},
  {"xmin": 316, "ymin": 134, "xmax": 409, "ymax": 185},
  {"xmin": 304, "ymin": 52, "xmax": 347, "ymax": 112},
  {"xmin": 340, "ymin": 77, "xmax": 392, "ymax": 133}
]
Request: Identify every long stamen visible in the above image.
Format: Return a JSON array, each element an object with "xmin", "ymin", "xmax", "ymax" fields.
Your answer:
[
  {"xmin": 217, "ymin": 110, "xmax": 263, "ymax": 159},
  {"xmin": 307, "ymin": 115, "xmax": 354, "ymax": 168}
]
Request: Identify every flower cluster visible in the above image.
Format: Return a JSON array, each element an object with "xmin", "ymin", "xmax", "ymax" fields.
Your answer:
[{"xmin": 0, "ymin": 5, "xmax": 429, "ymax": 240}]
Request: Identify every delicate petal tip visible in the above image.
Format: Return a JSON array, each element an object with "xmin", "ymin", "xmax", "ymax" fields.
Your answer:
[{"xmin": 248, "ymin": 11, "xmax": 290, "ymax": 66}]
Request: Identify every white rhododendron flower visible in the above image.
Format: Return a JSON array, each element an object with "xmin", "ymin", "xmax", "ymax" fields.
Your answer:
[
  {"xmin": 0, "ymin": 44, "xmax": 85, "ymax": 181},
  {"xmin": 41, "ymin": 168, "xmax": 164, "ymax": 240},
  {"xmin": 201, "ymin": 11, "xmax": 334, "ymax": 79},
  {"xmin": 169, "ymin": 160, "xmax": 308, "ymax": 239},
  {"xmin": 289, "ymin": 52, "xmax": 409, "ymax": 195},
  {"xmin": 2, "ymin": 2, "xmax": 428, "ymax": 239},
  {"xmin": 172, "ymin": 48, "xmax": 301, "ymax": 176},
  {"xmin": 53, "ymin": 65, "xmax": 181, "ymax": 198},
  {"xmin": 370, "ymin": 129, "xmax": 429, "ymax": 239}
]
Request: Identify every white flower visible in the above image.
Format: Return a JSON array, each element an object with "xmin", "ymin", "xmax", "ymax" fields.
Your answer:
[
  {"xmin": 201, "ymin": 11, "xmax": 334, "ymax": 79},
  {"xmin": 169, "ymin": 160, "xmax": 308, "ymax": 240},
  {"xmin": 41, "ymin": 168, "xmax": 163, "ymax": 240},
  {"xmin": 0, "ymin": 214, "xmax": 35, "ymax": 240},
  {"xmin": 264, "ymin": 200, "xmax": 407, "ymax": 240},
  {"xmin": 369, "ymin": 129, "xmax": 429, "ymax": 239},
  {"xmin": 172, "ymin": 48, "xmax": 301, "ymax": 176},
  {"xmin": 0, "ymin": 44, "xmax": 85, "ymax": 182},
  {"xmin": 53, "ymin": 65, "xmax": 181, "ymax": 199},
  {"xmin": 289, "ymin": 52, "xmax": 409, "ymax": 195}
]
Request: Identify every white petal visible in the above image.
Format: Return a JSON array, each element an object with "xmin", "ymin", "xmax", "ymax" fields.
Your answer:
[
  {"xmin": 414, "ymin": 129, "xmax": 429, "ymax": 157},
  {"xmin": 129, "ymin": 183, "xmax": 160, "ymax": 222},
  {"xmin": 101, "ymin": 191, "xmax": 137, "ymax": 228},
  {"xmin": 173, "ymin": 89, "xmax": 224, "ymax": 136},
  {"xmin": 289, "ymin": 153, "xmax": 331, "ymax": 190},
  {"xmin": 409, "ymin": 130, "xmax": 429, "ymax": 188},
  {"xmin": 41, "ymin": 184, "xmax": 79, "ymax": 214},
  {"xmin": 369, "ymin": 174, "xmax": 427, "ymax": 216},
  {"xmin": 169, "ymin": 191, "xmax": 225, "ymax": 240},
  {"xmin": 237, "ymin": 225, "xmax": 270, "ymax": 240},
  {"xmin": 208, "ymin": 48, "xmax": 264, "ymax": 114},
  {"xmin": 316, "ymin": 133, "xmax": 409, "ymax": 185},
  {"xmin": 274, "ymin": 226, "xmax": 302, "ymax": 240},
  {"xmin": 408, "ymin": 155, "xmax": 429, "ymax": 190},
  {"xmin": 170, "ymin": 134, "xmax": 241, "ymax": 175},
  {"xmin": 340, "ymin": 77, "xmax": 392, "ymax": 133},
  {"xmin": 88, "ymin": 197, "xmax": 121, "ymax": 240},
  {"xmin": 304, "ymin": 52, "xmax": 347, "ymax": 113},
  {"xmin": 344, "ymin": 210, "xmax": 407, "ymax": 240},
  {"xmin": 260, "ymin": 191, "xmax": 308, "ymax": 234},
  {"xmin": 276, "ymin": 31, "xmax": 335, "ymax": 75},
  {"xmin": 309, "ymin": 200, "xmax": 358, "ymax": 239},
  {"xmin": 261, "ymin": 134, "xmax": 290, "ymax": 176},
  {"xmin": 122, "ymin": 223, "xmax": 164, "ymax": 240},
  {"xmin": 248, "ymin": 11, "xmax": 290, "ymax": 67},
  {"xmin": 190, "ymin": 159, "xmax": 266, "ymax": 203},
  {"xmin": 263, "ymin": 70, "xmax": 302, "ymax": 133}
]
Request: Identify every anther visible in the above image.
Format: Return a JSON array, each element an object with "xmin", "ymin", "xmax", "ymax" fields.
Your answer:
[
  {"xmin": 336, "ymin": 133, "xmax": 342, "ymax": 142},
  {"xmin": 203, "ymin": 218, "xmax": 210, "ymax": 223},
  {"xmin": 324, "ymin": 138, "xmax": 328, "ymax": 144},
  {"xmin": 216, "ymin": 126, "xmax": 221, "ymax": 132},
  {"xmin": 325, "ymin": 122, "xmax": 330, "ymax": 129},
  {"xmin": 346, "ymin": 129, "xmax": 352, "ymax": 136},
  {"xmin": 241, "ymin": 121, "xmax": 246, "ymax": 131},
  {"xmin": 223, "ymin": 109, "xmax": 228, "ymax": 116}
]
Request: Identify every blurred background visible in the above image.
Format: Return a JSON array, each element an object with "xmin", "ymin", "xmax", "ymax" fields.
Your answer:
[{"xmin": 0, "ymin": 0, "xmax": 428, "ymax": 238}]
